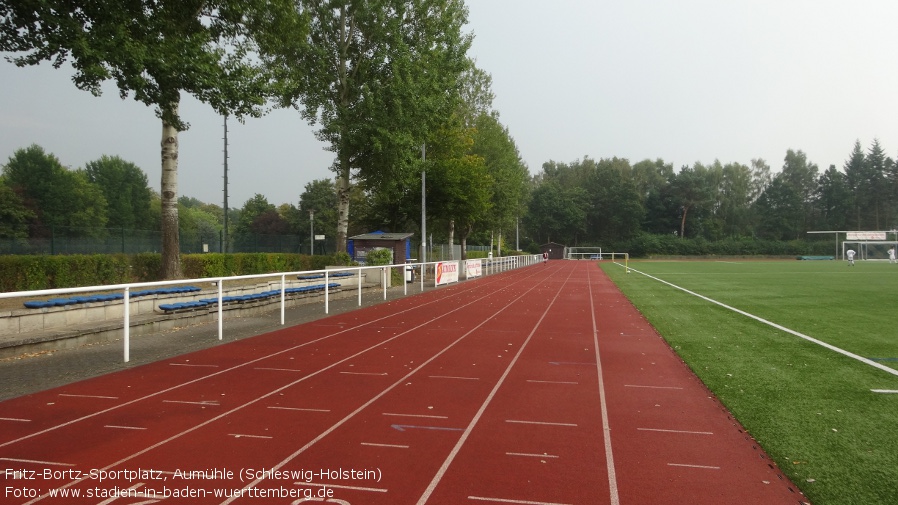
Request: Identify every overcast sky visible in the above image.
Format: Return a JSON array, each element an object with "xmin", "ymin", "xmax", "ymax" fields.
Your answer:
[{"xmin": 3, "ymin": 0, "xmax": 898, "ymax": 208}]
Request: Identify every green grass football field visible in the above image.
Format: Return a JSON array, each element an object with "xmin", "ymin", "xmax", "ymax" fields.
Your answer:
[{"xmin": 600, "ymin": 259, "xmax": 898, "ymax": 505}]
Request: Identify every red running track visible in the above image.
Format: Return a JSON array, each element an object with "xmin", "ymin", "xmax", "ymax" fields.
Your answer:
[{"xmin": 0, "ymin": 261, "xmax": 808, "ymax": 505}]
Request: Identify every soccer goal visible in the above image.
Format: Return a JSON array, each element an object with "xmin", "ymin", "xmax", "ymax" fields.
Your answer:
[
  {"xmin": 564, "ymin": 246, "xmax": 603, "ymax": 260},
  {"xmin": 841, "ymin": 240, "xmax": 898, "ymax": 261}
]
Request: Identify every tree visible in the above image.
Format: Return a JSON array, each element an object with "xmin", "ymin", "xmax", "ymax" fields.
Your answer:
[
  {"xmin": 299, "ymin": 179, "xmax": 339, "ymax": 247},
  {"xmin": 0, "ymin": 178, "xmax": 35, "ymax": 239},
  {"xmin": 816, "ymin": 165, "xmax": 852, "ymax": 231},
  {"xmin": 84, "ymin": 155, "xmax": 153, "ymax": 230},
  {"xmin": 667, "ymin": 164, "xmax": 713, "ymax": 239},
  {"xmin": 1, "ymin": 0, "xmax": 306, "ymax": 277},
  {"xmin": 275, "ymin": 0, "xmax": 472, "ymax": 253}
]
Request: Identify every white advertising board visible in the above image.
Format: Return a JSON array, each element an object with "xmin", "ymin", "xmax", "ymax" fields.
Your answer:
[
  {"xmin": 465, "ymin": 259, "xmax": 482, "ymax": 279},
  {"xmin": 435, "ymin": 261, "xmax": 460, "ymax": 286},
  {"xmin": 847, "ymin": 232, "xmax": 886, "ymax": 240}
]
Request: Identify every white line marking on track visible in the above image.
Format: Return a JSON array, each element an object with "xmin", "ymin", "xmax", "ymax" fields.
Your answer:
[
  {"xmin": 361, "ymin": 442, "xmax": 409, "ymax": 448},
  {"xmin": 254, "ymin": 367, "xmax": 302, "ymax": 372},
  {"xmin": 104, "ymin": 425, "xmax": 147, "ymax": 430},
  {"xmin": 301, "ymin": 482, "xmax": 387, "ymax": 493},
  {"xmin": 429, "ymin": 375, "xmax": 480, "ymax": 380},
  {"xmin": 468, "ymin": 496, "xmax": 572, "ymax": 505},
  {"xmin": 624, "ymin": 384, "xmax": 683, "ymax": 390},
  {"xmin": 626, "ymin": 264, "xmax": 898, "ymax": 378},
  {"xmin": 383, "ymin": 412, "xmax": 448, "ymax": 419},
  {"xmin": 667, "ymin": 463, "xmax": 721, "ymax": 470},
  {"xmin": 871, "ymin": 389, "xmax": 898, "ymax": 393},
  {"xmin": 637, "ymin": 427, "xmax": 713, "ymax": 435},
  {"xmin": 505, "ymin": 419, "xmax": 578, "ymax": 427},
  {"xmin": 526, "ymin": 380, "xmax": 578, "ymax": 385},
  {"xmin": 229, "ymin": 433, "xmax": 272, "ymax": 439},
  {"xmin": 506, "ymin": 452, "xmax": 559, "ymax": 459},
  {"xmin": 267, "ymin": 406, "xmax": 330, "ymax": 412},
  {"xmin": 0, "ymin": 417, "xmax": 31, "ymax": 422},
  {"xmin": 162, "ymin": 400, "xmax": 219, "ymax": 406},
  {"xmin": 58, "ymin": 394, "xmax": 118, "ymax": 399},
  {"xmin": 340, "ymin": 371, "xmax": 388, "ymax": 376},
  {"xmin": 169, "ymin": 363, "xmax": 219, "ymax": 367},
  {"xmin": 0, "ymin": 457, "xmax": 73, "ymax": 466}
]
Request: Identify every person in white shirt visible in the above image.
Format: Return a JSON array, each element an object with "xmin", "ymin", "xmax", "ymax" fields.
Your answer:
[
  {"xmin": 846, "ymin": 249, "xmax": 856, "ymax": 266},
  {"xmin": 888, "ymin": 247, "xmax": 896, "ymax": 264}
]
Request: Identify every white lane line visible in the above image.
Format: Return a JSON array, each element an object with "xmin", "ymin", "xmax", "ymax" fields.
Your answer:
[
  {"xmin": 267, "ymin": 406, "xmax": 330, "ymax": 412},
  {"xmin": 340, "ymin": 371, "xmax": 388, "ymax": 376},
  {"xmin": 361, "ymin": 442, "xmax": 409, "ymax": 448},
  {"xmin": 588, "ymin": 266, "xmax": 621, "ymax": 505},
  {"xmin": 0, "ymin": 457, "xmax": 73, "ymax": 466},
  {"xmin": 626, "ymin": 265, "xmax": 898, "ymax": 378},
  {"xmin": 526, "ymin": 380, "xmax": 578, "ymax": 385},
  {"xmin": 254, "ymin": 367, "xmax": 302, "ymax": 372},
  {"xmin": 169, "ymin": 363, "xmax": 219, "ymax": 368},
  {"xmin": 383, "ymin": 413, "xmax": 449, "ymax": 419},
  {"xmin": 162, "ymin": 400, "xmax": 219, "ymax": 406},
  {"xmin": 624, "ymin": 384, "xmax": 683, "ymax": 390},
  {"xmin": 429, "ymin": 375, "xmax": 480, "ymax": 380},
  {"xmin": 468, "ymin": 496, "xmax": 572, "ymax": 505},
  {"xmin": 105, "ymin": 425, "xmax": 147, "ymax": 430},
  {"xmin": 300, "ymin": 482, "xmax": 387, "ymax": 493},
  {"xmin": 637, "ymin": 428, "xmax": 713, "ymax": 435},
  {"xmin": 416, "ymin": 268, "xmax": 574, "ymax": 505},
  {"xmin": 229, "ymin": 434, "xmax": 272, "ymax": 439},
  {"xmin": 58, "ymin": 394, "xmax": 118, "ymax": 399},
  {"xmin": 871, "ymin": 389, "xmax": 898, "ymax": 393},
  {"xmin": 506, "ymin": 452, "xmax": 559, "ymax": 459},
  {"xmin": 0, "ymin": 417, "xmax": 31, "ymax": 422},
  {"xmin": 668, "ymin": 463, "xmax": 720, "ymax": 470},
  {"xmin": 505, "ymin": 420, "xmax": 578, "ymax": 427}
]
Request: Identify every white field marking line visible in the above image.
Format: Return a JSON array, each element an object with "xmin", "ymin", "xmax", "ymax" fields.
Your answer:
[
  {"xmin": 2, "ymin": 271, "xmax": 524, "ymax": 452},
  {"xmin": 339, "ymin": 371, "xmax": 388, "ymax": 376},
  {"xmin": 383, "ymin": 413, "xmax": 449, "ymax": 419},
  {"xmin": 361, "ymin": 442, "xmax": 409, "ymax": 448},
  {"xmin": 625, "ymin": 265, "xmax": 898, "ymax": 378},
  {"xmin": 667, "ymin": 463, "xmax": 720, "ymax": 470},
  {"xmin": 871, "ymin": 389, "xmax": 898, "ymax": 393},
  {"xmin": 416, "ymin": 267, "xmax": 575, "ymax": 505},
  {"xmin": 624, "ymin": 384, "xmax": 683, "ymax": 390},
  {"xmin": 169, "ymin": 363, "xmax": 218, "ymax": 367},
  {"xmin": 505, "ymin": 419, "xmax": 577, "ymax": 427},
  {"xmin": 104, "ymin": 425, "xmax": 147, "ymax": 430},
  {"xmin": 254, "ymin": 367, "xmax": 302, "ymax": 372},
  {"xmin": 506, "ymin": 452, "xmax": 559, "ymax": 459},
  {"xmin": 225, "ymin": 270, "xmax": 551, "ymax": 505},
  {"xmin": 267, "ymin": 406, "xmax": 330, "ymax": 412},
  {"xmin": 58, "ymin": 394, "xmax": 118, "ymax": 399},
  {"xmin": 229, "ymin": 433, "xmax": 272, "ymax": 439},
  {"xmin": 588, "ymin": 265, "xmax": 621, "ymax": 505},
  {"xmin": 32, "ymin": 267, "xmax": 548, "ymax": 505},
  {"xmin": 0, "ymin": 417, "xmax": 31, "ymax": 422},
  {"xmin": 162, "ymin": 400, "xmax": 219, "ymax": 406},
  {"xmin": 300, "ymin": 481, "xmax": 388, "ymax": 493},
  {"xmin": 0, "ymin": 457, "xmax": 73, "ymax": 467},
  {"xmin": 429, "ymin": 375, "xmax": 480, "ymax": 380},
  {"xmin": 526, "ymin": 380, "xmax": 578, "ymax": 385},
  {"xmin": 468, "ymin": 496, "xmax": 572, "ymax": 505},
  {"xmin": 637, "ymin": 427, "xmax": 713, "ymax": 435}
]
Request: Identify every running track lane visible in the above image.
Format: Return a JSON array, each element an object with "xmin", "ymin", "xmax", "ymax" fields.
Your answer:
[{"xmin": 0, "ymin": 261, "xmax": 807, "ymax": 504}]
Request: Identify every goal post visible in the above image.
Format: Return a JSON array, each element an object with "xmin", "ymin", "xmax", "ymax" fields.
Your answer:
[
  {"xmin": 841, "ymin": 240, "xmax": 898, "ymax": 261},
  {"xmin": 564, "ymin": 246, "xmax": 603, "ymax": 260}
]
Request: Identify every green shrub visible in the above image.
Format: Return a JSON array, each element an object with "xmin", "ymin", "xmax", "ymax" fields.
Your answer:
[{"xmin": 365, "ymin": 248, "xmax": 393, "ymax": 266}]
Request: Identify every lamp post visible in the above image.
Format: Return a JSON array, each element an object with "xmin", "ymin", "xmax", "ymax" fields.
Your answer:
[
  {"xmin": 421, "ymin": 143, "xmax": 426, "ymax": 263},
  {"xmin": 309, "ymin": 209, "xmax": 315, "ymax": 255}
]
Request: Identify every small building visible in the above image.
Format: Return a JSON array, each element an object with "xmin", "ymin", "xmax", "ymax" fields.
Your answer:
[
  {"xmin": 347, "ymin": 231, "xmax": 414, "ymax": 265},
  {"xmin": 539, "ymin": 242, "xmax": 566, "ymax": 260}
]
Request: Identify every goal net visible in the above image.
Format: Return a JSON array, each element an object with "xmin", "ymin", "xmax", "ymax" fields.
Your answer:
[
  {"xmin": 564, "ymin": 246, "xmax": 603, "ymax": 260},
  {"xmin": 841, "ymin": 240, "xmax": 898, "ymax": 261}
]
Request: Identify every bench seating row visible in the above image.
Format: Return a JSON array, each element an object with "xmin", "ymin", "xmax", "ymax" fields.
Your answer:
[
  {"xmin": 23, "ymin": 286, "xmax": 202, "ymax": 309},
  {"xmin": 158, "ymin": 283, "xmax": 342, "ymax": 313}
]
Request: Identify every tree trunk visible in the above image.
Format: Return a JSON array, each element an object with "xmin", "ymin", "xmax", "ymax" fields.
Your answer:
[
  {"xmin": 160, "ymin": 99, "xmax": 182, "ymax": 279},
  {"xmin": 679, "ymin": 205, "xmax": 689, "ymax": 239},
  {"xmin": 335, "ymin": 160, "xmax": 351, "ymax": 253},
  {"xmin": 448, "ymin": 219, "xmax": 455, "ymax": 260}
]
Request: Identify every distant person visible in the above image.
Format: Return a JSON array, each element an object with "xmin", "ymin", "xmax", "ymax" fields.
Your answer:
[
  {"xmin": 543, "ymin": 251, "xmax": 548, "ymax": 264},
  {"xmin": 846, "ymin": 249, "xmax": 856, "ymax": 266},
  {"xmin": 889, "ymin": 247, "xmax": 896, "ymax": 264}
]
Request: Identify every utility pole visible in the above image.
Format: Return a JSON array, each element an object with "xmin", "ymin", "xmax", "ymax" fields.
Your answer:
[
  {"xmin": 222, "ymin": 115, "xmax": 229, "ymax": 253},
  {"xmin": 309, "ymin": 209, "xmax": 315, "ymax": 255},
  {"xmin": 421, "ymin": 143, "xmax": 426, "ymax": 263}
]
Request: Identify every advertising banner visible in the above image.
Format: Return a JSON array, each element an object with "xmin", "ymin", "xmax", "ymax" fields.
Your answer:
[
  {"xmin": 847, "ymin": 232, "xmax": 886, "ymax": 240},
  {"xmin": 465, "ymin": 259, "xmax": 482, "ymax": 279},
  {"xmin": 435, "ymin": 261, "xmax": 460, "ymax": 286}
]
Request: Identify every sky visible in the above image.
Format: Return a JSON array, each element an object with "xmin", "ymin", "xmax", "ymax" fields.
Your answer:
[{"xmin": 2, "ymin": 0, "xmax": 898, "ymax": 208}]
